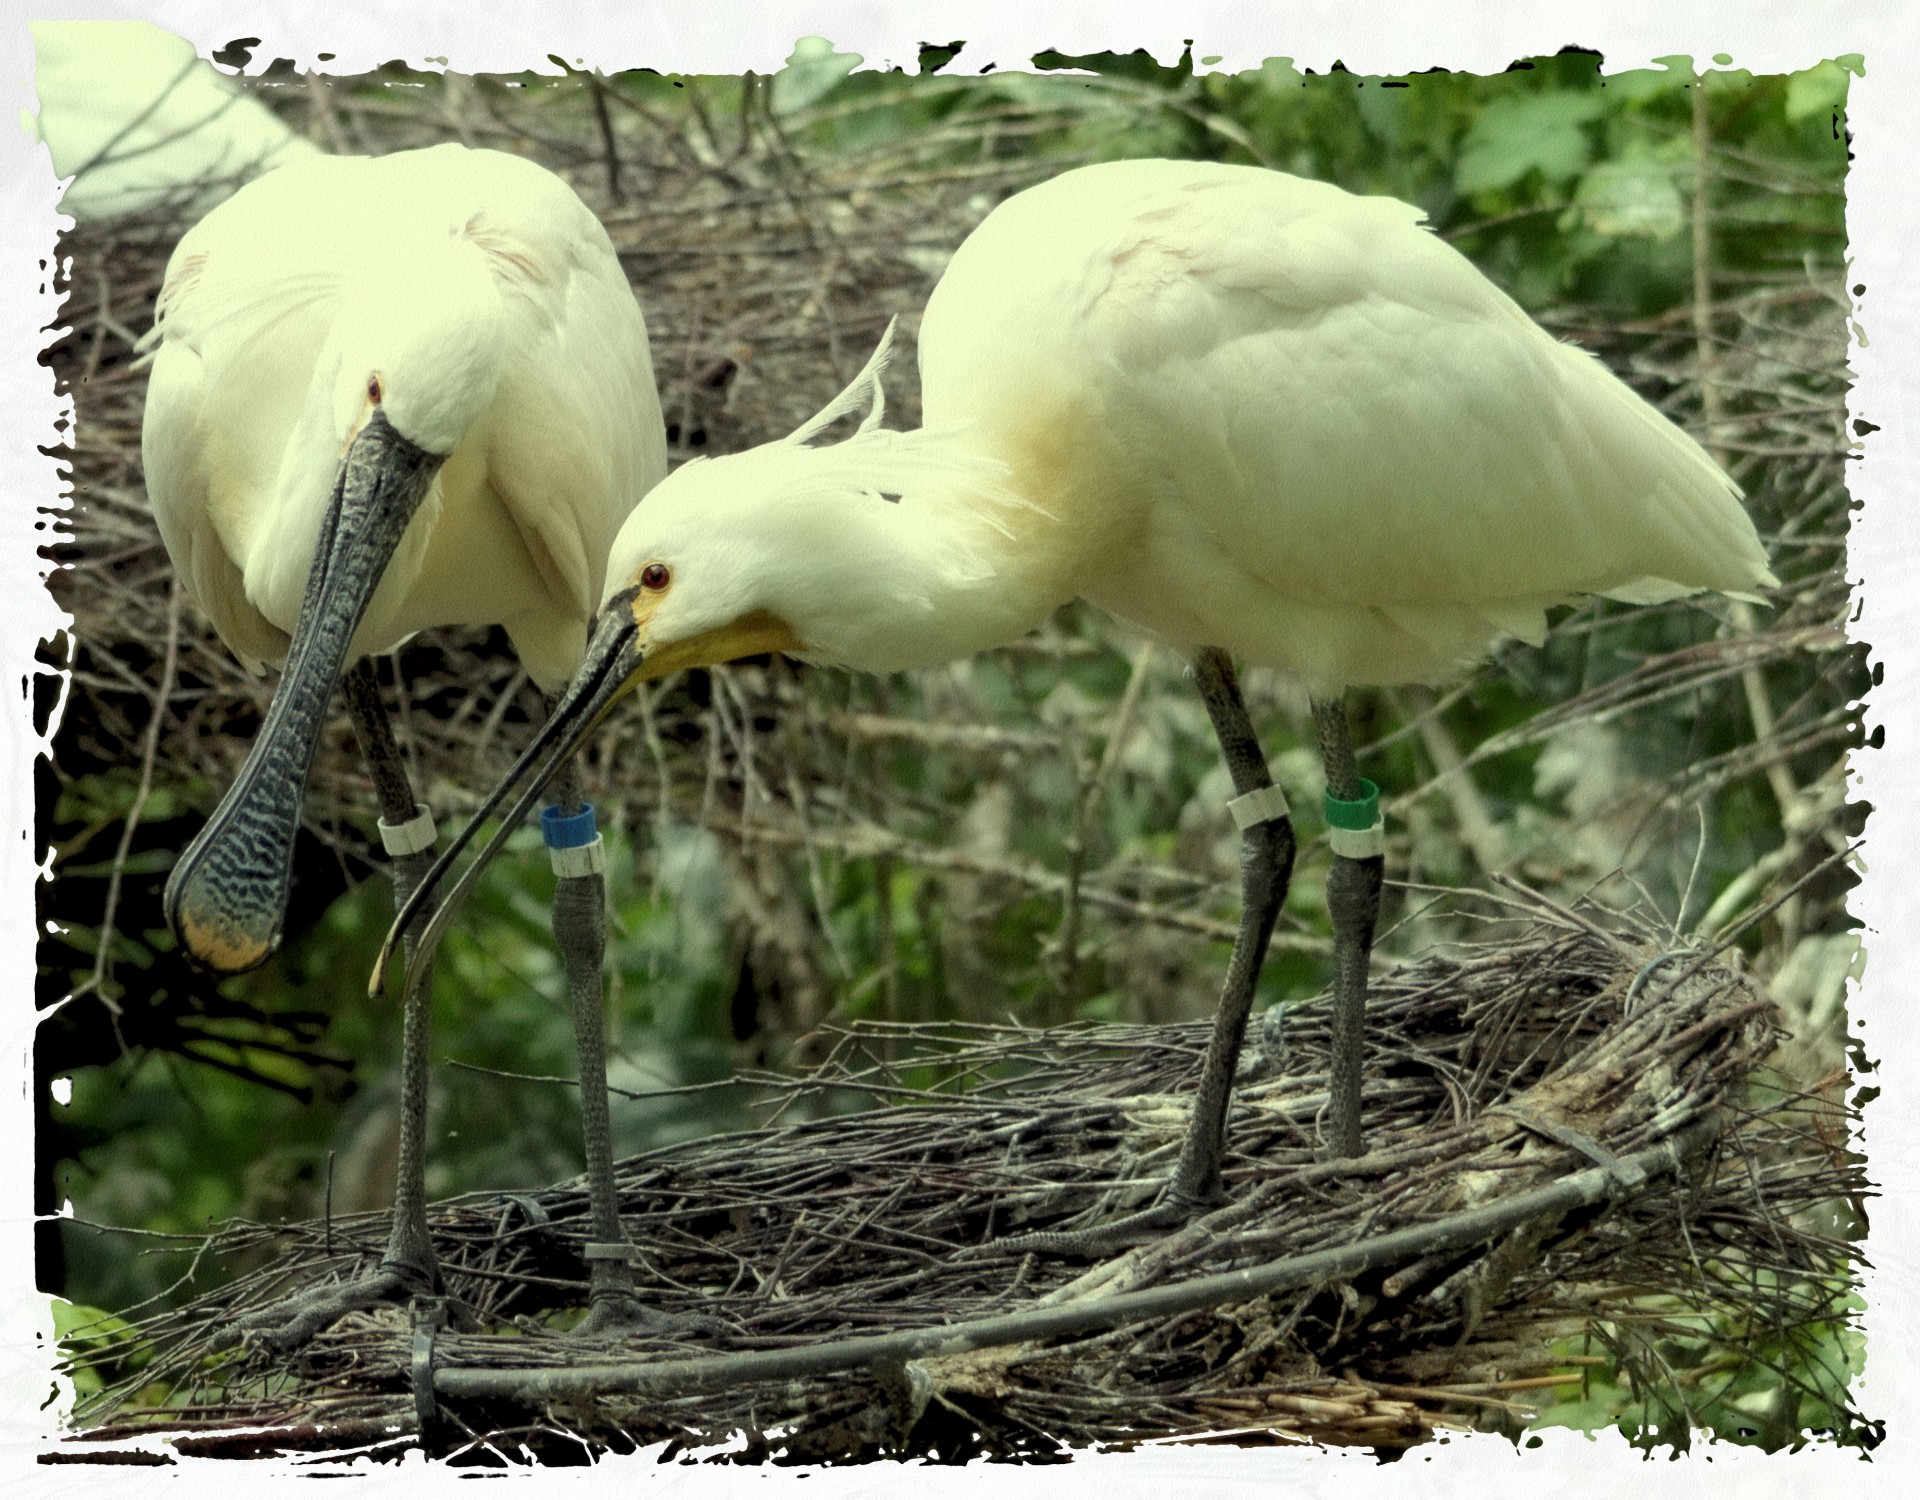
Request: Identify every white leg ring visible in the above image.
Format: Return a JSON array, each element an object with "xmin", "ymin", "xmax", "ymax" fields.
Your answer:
[
  {"xmin": 550, "ymin": 835, "xmax": 607, "ymax": 879},
  {"xmin": 1228, "ymin": 785, "xmax": 1292, "ymax": 831},
  {"xmin": 1327, "ymin": 821, "xmax": 1386, "ymax": 859},
  {"xmin": 378, "ymin": 804, "xmax": 437, "ymax": 857}
]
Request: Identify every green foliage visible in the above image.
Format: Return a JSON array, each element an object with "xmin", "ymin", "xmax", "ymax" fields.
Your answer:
[
  {"xmin": 49, "ymin": 1301, "xmax": 139, "ymax": 1400},
  {"xmin": 1457, "ymin": 88, "xmax": 1609, "ymax": 194},
  {"xmin": 1534, "ymin": 1281, "xmax": 1871, "ymax": 1452}
]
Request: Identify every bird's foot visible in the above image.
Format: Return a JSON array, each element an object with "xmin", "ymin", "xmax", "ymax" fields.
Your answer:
[
  {"xmin": 211, "ymin": 1260, "xmax": 436, "ymax": 1357},
  {"xmin": 572, "ymin": 1289, "xmax": 730, "ymax": 1342},
  {"xmin": 967, "ymin": 1182, "xmax": 1221, "ymax": 1261},
  {"xmin": 570, "ymin": 1247, "xmax": 730, "ymax": 1342}
]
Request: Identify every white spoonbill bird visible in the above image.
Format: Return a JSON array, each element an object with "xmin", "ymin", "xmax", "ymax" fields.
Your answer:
[
  {"xmin": 142, "ymin": 143, "xmax": 668, "ymax": 1338},
  {"xmin": 390, "ymin": 158, "xmax": 1775, "ymax": 1251}
]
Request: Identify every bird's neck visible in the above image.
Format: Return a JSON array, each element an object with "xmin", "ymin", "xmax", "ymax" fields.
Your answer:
[
  {"xmin": 882, "ymin": 500, "xmax": 1072, "ymax": 669},
  {"xmin": 777, "ymin": 428, "xmax": 1096, "ymax": 674},
  {"xmin": 872, "ymin": 390, "xmax": 1144, "ymax": 670},
  {"xmin": 245, "ymin": 407, "xmax": 444, "ymax": 652},
  {"xmin": 245, "ymin": 244, "xmax": 504, "ymax": 643}
]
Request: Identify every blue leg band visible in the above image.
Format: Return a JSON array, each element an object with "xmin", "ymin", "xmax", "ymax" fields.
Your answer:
[{"xmin": 542, "ymin": 802, "xmax": 599, "ymax": 849}]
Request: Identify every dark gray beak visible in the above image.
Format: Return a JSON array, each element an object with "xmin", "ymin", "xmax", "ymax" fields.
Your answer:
[
  {"xmin": 367, "ymin": 598, "xmax": 640, "ymax": 999},
  {"xmin": 166, "ymin": 411, "xmax": 441, "ymax": 972}
]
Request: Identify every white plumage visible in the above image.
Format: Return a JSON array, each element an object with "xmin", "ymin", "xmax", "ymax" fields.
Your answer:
[
  {"xmin": 143, "ymin": 143, "xmax": 663, "ymax": 692},
  {"xmin": 146, "ymin": 142, "xmax": 664, "ymax": 979},
  {"xmin": 602, "ymin": 159, "xmax": 1772, "ymax": 693}
]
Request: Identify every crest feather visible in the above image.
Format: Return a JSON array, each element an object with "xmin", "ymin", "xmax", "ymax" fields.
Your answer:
[{"xmin": 784, "ymin": 318, "xmax": 897, "ymax": 446}]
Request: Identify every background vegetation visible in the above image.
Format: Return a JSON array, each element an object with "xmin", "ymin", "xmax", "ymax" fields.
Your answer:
[{"xmin": 39, "ymin": 38, "xmax": 1864, "ymax": 1450}]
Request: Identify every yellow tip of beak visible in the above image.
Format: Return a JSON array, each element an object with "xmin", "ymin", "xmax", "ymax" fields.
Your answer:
[{"xmin": 177, "ymin": 909, "xmax": 275, "ymax": 974}]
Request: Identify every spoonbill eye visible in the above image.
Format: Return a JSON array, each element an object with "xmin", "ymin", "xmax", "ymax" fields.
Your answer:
[
  {"xmin": 367, "ymin": 375, "xmax": 383, "ymax": 403},
  {"xmin": 640, "ymin": 562, "xmax": 671, "ymax": 591}
]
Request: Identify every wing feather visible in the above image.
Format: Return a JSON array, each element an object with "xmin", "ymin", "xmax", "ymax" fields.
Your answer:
[
  {"xmin": 479, "ymin": 176, "xmax": 668, "ymax": 628},
  {"xmin": 140, "ymin": 338, "xmax": 284, "ymax": 667},
  {"xmin": 1096, "ymin": 183, "xmax": 1774, "ymax": 608},
  {"xmin": 935, "ymin": 160, "xmax": 1774, "ymax": 615}
]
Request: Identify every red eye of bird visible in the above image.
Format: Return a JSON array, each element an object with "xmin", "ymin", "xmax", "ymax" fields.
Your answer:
[
  {"xmin": 640, "ymin": 562, "xmax": 671, "ymax": 591},
  {"xmin": 367, "ymin": 375, "xmax": 383, "ymax": 403}
]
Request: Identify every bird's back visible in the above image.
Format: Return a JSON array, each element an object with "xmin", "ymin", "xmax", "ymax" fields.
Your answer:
[
  {"xmin": 141, "ymin": 145, "xmax": 666, "ymax": 684},
  {"xmin": 920, "ymin": 159, "xmax": 1774, "ymax": 690}
]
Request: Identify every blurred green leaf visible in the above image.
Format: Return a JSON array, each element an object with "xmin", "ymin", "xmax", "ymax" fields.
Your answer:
[
  {"xmin": 1601, "ymin": 64, "xmax": 1694, "ymax": 104},
  {"xmin": 1564, "ymin": 155, "xmax": 1686, "ymax": 239},
  {"xmin": 1456, "ymin": 90, "xmax": 1607, "ymax": 195},
  {"xmin": 772, "ymin": 37, "xmax": 863, "ymax": 115},
  {"xmin": 1785, "ymin": 59, "xmax": 1858, "ymax": 122}
]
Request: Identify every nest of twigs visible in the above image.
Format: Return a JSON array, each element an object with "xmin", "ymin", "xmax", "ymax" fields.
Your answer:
[{"xmin": 57, "ymin": 900, "xmax": 1861, "ymax": 1464}]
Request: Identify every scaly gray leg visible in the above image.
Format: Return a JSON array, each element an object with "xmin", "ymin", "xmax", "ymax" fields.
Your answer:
[
  {"xmin": 542, "ymin": 733, "xmax": 721, "ymax": 1339},
  {"xmin": 985, "ymin": 647, "xmax": 1297, "ymax": 1256},
  {"xmin": 1311, "ymin": 694, "xmax": 1384, "ymax": 1160},
  {"xmin": 539, "ymin": 741, "xmax": 652, "ymax": 1334},
  {"xmin": 216, "ymin": 660, "xmax": 439, "ymax": 1351}
]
